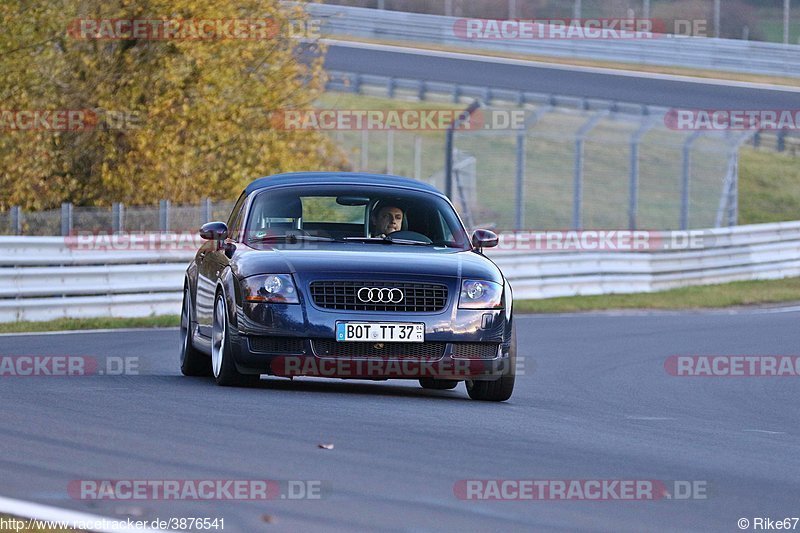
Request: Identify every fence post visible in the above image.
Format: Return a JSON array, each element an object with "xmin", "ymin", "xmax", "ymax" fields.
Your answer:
[
  {"xmin": 508, "ymin": 0, "xmax": 517, "ymax": 18},
  {"xmin": 360, "ymin": 129, "xmax": 369, "ymax": 170},
  {"xmin": 784, "ymin": 0, "xmax": 791, "ymax": 45},
  {"xmin": 112, "ymin": 202, "xmax": 124, "ymax": 233},
  {"xmin": 515, "ymin": 132, "xmax": 525, "ymax": 230},
  {"xmin": 414, "ymin": 136, "xmax": 422, "ymax": 180},
  {"xmin": 446, "ymin": 101, "xmax": 482, "ymax": 201},
  {"xmin": 10, "ymin": 206, "xmax": 21, "ymax": 236},
  {"xmin": 729, "ymin": 150, "xmax": 739, "ymax": 227},
  {"xmin": 386, "ymin": 130, "xmax": 395, "ymax": 174},
  {"xmin": 629, "ymin": 141, "xmax": 640, "ymax": 231},
  {"xmin": 573, "ymin": 141, "xmax": 584, "ymax": 230},
  {"xmin": 572, "ymin": 111, "xmax": 608, "ymax": 230},
  {"xmin": 201, "ymin": 198, "xmax": 212, "ymax": 223},
  {"xmin": 61, "ymin": 202, "xmax": 73, "ymax": 236},
  {"xmin": 159, "ymin": 200, "xmax": 170, "ymax": 232},
  {"xmin": 628, "ymin": 118, "xmax": 656, "ymax": 230},
  {"xmin": 681, "ymin": 131, "xmax": 702, "ymax": 230}
]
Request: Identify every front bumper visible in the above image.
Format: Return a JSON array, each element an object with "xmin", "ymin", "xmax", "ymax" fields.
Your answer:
[{"xmin": 229, "ymin": 301, "xmax": 512, "ymax": 381}]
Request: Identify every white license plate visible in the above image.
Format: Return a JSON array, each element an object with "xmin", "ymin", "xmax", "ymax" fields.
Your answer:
[{"xmin": 336, "ymin": 322, "xmax": 425, "ymax": 343}]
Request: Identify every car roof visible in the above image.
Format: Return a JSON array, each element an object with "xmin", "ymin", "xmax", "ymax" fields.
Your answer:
[{"xmin": 244, "ymin": 172, "xmax": 443, "ymax": 196}]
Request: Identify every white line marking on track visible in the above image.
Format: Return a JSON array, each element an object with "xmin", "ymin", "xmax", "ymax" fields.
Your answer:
[{"xmin": 0, "ymin": 494, "xmax": 165, "ymax": 532}]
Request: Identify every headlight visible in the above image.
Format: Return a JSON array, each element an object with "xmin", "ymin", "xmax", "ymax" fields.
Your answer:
[
  {"xmin": 458, "ymin": 280, "xmax": 503, "ymax": 309},
  {"xmin": 242, "ymin": 274, "xmax": 299, "ymax": 304}
]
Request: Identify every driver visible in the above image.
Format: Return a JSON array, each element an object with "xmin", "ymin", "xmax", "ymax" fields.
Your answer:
[{"xmin": 372, "ymin": 205, "xmax": 404, "ymax": 237}]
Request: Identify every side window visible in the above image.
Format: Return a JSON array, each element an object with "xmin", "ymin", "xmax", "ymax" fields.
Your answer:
[
  {"xmin": 226, "ymin": 193, "xmax": 248, "ymax": 242},
  {"xmin": 437, "ymin": 211, "xmax": 454, "ymax": 243}
]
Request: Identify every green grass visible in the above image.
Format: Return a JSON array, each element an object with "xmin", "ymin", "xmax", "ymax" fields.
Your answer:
[
  {"xmin": 0, "ymin": 315, "xmax": 179, "ymax": 334},
  {"xmin": 739, "ymin": 147, "xmax": 800, "ymax": 224},
  {"xmin": 515, "ymin": 277, "xmax": 800, "ymax": 313},
  {"xmin": 754, "ymin": 8, "xmax": 800, "ymax": 44}
]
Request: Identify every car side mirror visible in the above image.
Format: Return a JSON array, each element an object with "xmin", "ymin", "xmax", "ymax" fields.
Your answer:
[
  {"xmin": 200, "ymin": 221, "xmax": 228, "ymax": 241},
  {"xmin": 472, "ymin": 229, "xmax": 498, "ymax": 252}
]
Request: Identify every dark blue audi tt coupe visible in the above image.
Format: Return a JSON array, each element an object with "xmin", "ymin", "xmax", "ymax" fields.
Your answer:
[{"xmin": 180, "ymin": 172, "xmax": 515, "ymax": 401}]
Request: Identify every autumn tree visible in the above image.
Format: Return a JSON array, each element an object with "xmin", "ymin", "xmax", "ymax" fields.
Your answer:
[{"xmin": 0, "ymin": 0, "xmax": 342, "ymax": 210}]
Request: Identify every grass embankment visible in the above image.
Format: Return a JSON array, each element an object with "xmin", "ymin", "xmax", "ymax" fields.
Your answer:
[
  {"xmin": 317, "ymin": 92, "xmax": 800, "ymax": 227},
  {"xmin": 0, "ymin": 315, "xmax": 179, "ymax": 334},
  {"xmin": 514, "ymin": 278, "xmax": 800, "ymax": 313}
]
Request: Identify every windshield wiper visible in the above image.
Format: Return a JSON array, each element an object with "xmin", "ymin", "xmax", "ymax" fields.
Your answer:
[
  {"xmin": 342, "ymin": 236, "xmax": 432, "ymax": 246},
  {"xmin": 250, "ymin": 234, "xmax": 337, "ymax": 244}
]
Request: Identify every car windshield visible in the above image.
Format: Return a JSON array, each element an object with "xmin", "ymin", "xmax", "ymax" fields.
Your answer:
[{"xmin": 244, "ymin": 185, "xmax": 470, "ymax": 249}]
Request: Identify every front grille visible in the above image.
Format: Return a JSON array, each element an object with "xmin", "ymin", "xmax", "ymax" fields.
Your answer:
[
  {"xmin": 309, "ymin": 281, "xmax": 448, "ymax": 312},
  {"xmin": 249, "ymin": 336, "xmax": 305, "ymax": 354},
  {"xmin": 452, "ymin": 343, "xmax": 500, "ymax": 359},
  {"xmin": 312, "ymin": 339, "xmax": 446, "ymax": 360}
]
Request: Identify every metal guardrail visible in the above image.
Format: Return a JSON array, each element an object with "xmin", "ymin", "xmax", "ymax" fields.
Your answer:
[
  {"xmin": 2, "ymin": 221, "xmax": 800, "ymax": 321},
  {"xmin": 0, "ymin": 236, "xmax": 192, "ymax": 322},
  {"xmin": 491, "ymin": 221, "xmax": 800, "ymax": 298},
  {"xmin": 308, "ymin": 4, "xmax": 800, "ymax": 78},
  {"xmin": 326, "ymin": 70, "xmax": 668, "ymax": 116}
]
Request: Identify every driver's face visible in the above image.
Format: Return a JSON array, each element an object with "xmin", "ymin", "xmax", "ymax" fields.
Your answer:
[{"xmin": 377, "ymin": 207, "xmax": 403, "ymax": 234}]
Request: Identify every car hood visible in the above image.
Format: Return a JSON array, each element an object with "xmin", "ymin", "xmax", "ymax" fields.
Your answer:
[{"xmin": 233, "ymin": 243, "xmax": 503, "ymax": 283}]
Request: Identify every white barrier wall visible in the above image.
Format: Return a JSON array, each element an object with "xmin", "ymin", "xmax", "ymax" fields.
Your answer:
[{"xmin": 1, "ymin": 221, "xmax": 799, "ymax": 322}]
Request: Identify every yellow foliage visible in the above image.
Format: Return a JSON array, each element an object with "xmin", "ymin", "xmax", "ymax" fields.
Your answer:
[{"xmin": 0, "ymin": 0, "xmax": 344, "ymax": 210}]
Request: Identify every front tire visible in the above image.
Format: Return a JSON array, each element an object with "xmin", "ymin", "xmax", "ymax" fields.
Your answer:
[
  {"xmin": 466, "ymin": 325, "xmax": 516, "ymax": 402},
  {"xmin": 180, "ymin": 287, "xmax": 211, "ymax": 377},
  {"xmin": 212, "ymin": 291, "xmax": 259, "ymax": 387}
]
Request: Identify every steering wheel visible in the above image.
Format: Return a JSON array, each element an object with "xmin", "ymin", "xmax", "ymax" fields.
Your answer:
[{"xmin": 387, "ymin": 230, "xmax": 432, "ymax": 244}]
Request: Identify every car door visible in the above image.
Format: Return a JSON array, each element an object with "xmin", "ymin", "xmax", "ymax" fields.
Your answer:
[{"xmin": 196, "ymin": 192, "xmax": 247, "ymax": 337}]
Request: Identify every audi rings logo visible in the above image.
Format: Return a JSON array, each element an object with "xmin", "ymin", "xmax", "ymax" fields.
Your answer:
[{"xmin": 357, "ymin": 287, "xmax": 404, "ymax": 304}]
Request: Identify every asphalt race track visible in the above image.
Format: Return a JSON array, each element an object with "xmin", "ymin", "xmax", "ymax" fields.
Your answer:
[
  {"xmin": 323, "ymin": 42, "xmax": 800, "ymax": 110},
  {"xmin": 2, "ymin": 309, "xmax": 799, "ymax": 532}
]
